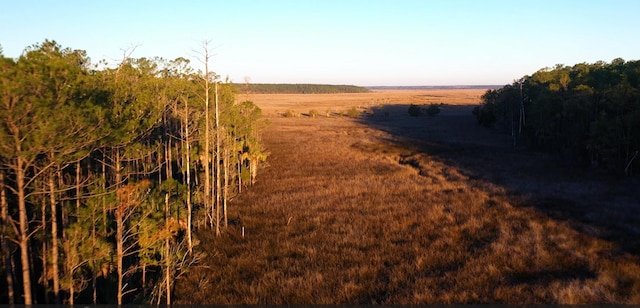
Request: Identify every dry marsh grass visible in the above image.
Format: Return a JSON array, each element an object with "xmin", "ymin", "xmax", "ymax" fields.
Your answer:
[
  {"xmin": 174, "ymin": 89, "xmax": 640, "ymax": 304},
  {"xmin": 249, "ymin": 89, "xmax": 484, "ymax": 115}
]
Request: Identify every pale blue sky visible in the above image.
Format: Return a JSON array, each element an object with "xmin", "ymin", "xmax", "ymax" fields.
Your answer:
[{"xmin": 1, "ymin": 0, "xmax": 639, "ymax": 86}]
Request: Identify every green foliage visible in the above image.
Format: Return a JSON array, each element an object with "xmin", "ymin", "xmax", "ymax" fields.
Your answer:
[{"xmin": 0, "ymin": 40, "xmax": 266, "ymax": 304}]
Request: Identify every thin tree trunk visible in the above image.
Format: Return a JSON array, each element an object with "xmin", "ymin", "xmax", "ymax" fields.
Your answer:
[
  {"xmin": 167, "ymin": 138, "xmax": 172, "ymax": 179},
  {"xmin": 164, "ymin": 193, "xmax": 171, "ymax": 305},
  {"xmin": 115, "ymin": 148, "xmax": 123, "ymax": 305},
  {"xmin": 204, "ymin": 47, "xmax": 211, "ymax": 228},
  {"xmin": 40, "ymin": 196, "xmax": 48, "ymax": 304},
  {"xmin": 27, "ymin": 241, "xmax": 36, "ymax": 304},
  {"xmin": 165, "ymin": 139, "xmax": 169, "ymax": 180},
  {"xmin": 223, "ymin": 146, "xmax": 228, "ymax": 228},
  {"xmin": 16, "ymin": 157, "xmax": 33, "ymax": 305},
  {"xmin": 49, "ymin": 172, "xmax": 60, "ymax": 304},
  {"xmin": 158, "ymin": 147, "xmax": 163, "ymax": 185},
  {"xmin": 250, "ymin": 158, "xmax": 258, "ymax": 185},
  {"xmin": 184, "ymin": 97, "xmax": 192, "ymax": 254},
  {"xmin": 91, "ymin": 205, "xmax": 97, "ymax": 304},
  {"xmin": 67, "ymin": 246, "xmax": 74, "ymax": 305},
  {"xmin": 116, "ymin": 209, "xmax": 123, "ymax": 305},
  {"xmin": 215, "ymin": 82, "xmax": 221, "ymax": 237},
  {"xmin": 214, "ymin": 161, "xmax": 218, "ymax": 228},
  {"xmin": 76, "ymin": 161, "xmax": 81, "ymax": 211},
  {"xmin": 102, "ymin": 152, "xmax": 107, "ymax": 233},
  {"xmin": 0, "ymin": 172, "xmax": 15, "ymax": 304},
  {"xmin": 237, "ymin": 153, "xmax": 242, "ymax": 194}
]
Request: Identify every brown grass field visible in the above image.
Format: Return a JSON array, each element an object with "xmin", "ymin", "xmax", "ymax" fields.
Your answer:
[{"xmin": 174, "ymin": 89, "xmax": 640, "ymax": 304}]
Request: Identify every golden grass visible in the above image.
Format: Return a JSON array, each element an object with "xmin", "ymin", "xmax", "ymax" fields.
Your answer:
[
  {"xmin": 174, "ymin": 89, "xmax": 640, "ymax": 304},
  {"xmin": 245, "ymin": 89, "xmax": 485, "ymax": 115}
]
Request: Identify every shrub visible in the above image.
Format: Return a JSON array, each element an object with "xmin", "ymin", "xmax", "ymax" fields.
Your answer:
[
  {"xmin": 476, "ymin": 104, "xmax": 496, "ymax": 127},
  {"xmin": 408, "ymin": 104, "xmax": 422, "ymax": 117},
  {"xmin": 309, "ymin": 109, "xmax": 319, "ymax": 118},
  {"xmin": 283, "ymin": 110, "xmax": 299, "ymax": 117},
  {"xmin": 425, "ymin": 104, "xmax": 441, "ymax": 116},
  {"xmin": 347, "ymin": 107, "xmax": 360, "ymax": 118}
]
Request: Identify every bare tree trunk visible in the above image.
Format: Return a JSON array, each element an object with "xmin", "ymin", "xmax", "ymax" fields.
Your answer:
[
  {"xmin": 184, "ymin": 97, "xmax": 193, "ymax": 254},
  {"xmin": 91, "ymin": 205, "xmax": 97, "ymax": 304},
  {"xmin": 116, "ymin": 208, "xmax": 123, "ymax": 306},
  {"xmin": 115, "ymin": 148, "xmax": 123, "ymax": 305},
  {"xmin": 164, "ymin": 139, "xmax": 170, "ymax": 183},
  {"xmin": 164, "ymin": 114, "xmax": 170, "ymax": 182},
  {"xmin": 0, "ymin": 172, "xmax": 15, "ymax": 304},
  {"xmin": 16, "ymin": 157, "xmax": 33, "ymax": 305},
  {"xmin": 203, "ymin": 43, "xmax": 211, "ymax": 229},
  {"xmin": 27, "ymin": 242, "xmax": 36, "ymax": 304},
  {"xmin": 223, "ymin": 146, "xmax": 229, "ymax": 228},
  {"xmin": 250, "ymin": 158, "xmax": 258, "ymax": 185},
  {"xmin": 49, "ymin": 172, "xmax": 60, "ymax": 304},
  {"xmin": 76, "ymin": 161, "xmax": 81, "ymax": 211},
  {"xmin": 215, "ymin": 82, "xmax": 221, "ymax": 237},
  {"xmin": 66, "ymin": 246, "xmax": 74, "ymax": 305},
  {"xmin": 167, "ymin": 138, "xmax": 172, "ymax": 179},
  {"xmin": 40, "ymin": 196, "xmax": 48, "ymax": 304},
  {"xmin": 164, "ymin": 193, "xmax": 171, "ymax": 304},
  {"xmin": 102, "ymin": 152, "xmax": 107, "ymax": 233},
  {"xmin": 157, "ymin": 147, "xmax": 163, "ymax": 185},
  {"xmin": 237, "ymin": 153, "xmax": 242, "ymax": 194}
]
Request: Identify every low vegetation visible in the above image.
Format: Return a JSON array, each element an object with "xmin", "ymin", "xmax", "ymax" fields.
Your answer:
[
  {"xmin": 282, "ymin": 109, "xmax": 300, "ymax": 117},
  {"xmin": 346, "ymin": 106, "xmax": 361, "ymax": 118}
]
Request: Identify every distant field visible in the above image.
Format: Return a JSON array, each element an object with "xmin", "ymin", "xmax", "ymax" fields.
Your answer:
[
  {"xmin": 233, "ymin": 83, "xmax": 370, "ymax": 94},
  {"xmin": 243, "ymin": 89, "xmax": 487, "ymax": 115},
  {"xmin": 176, "ymin": 89, "xmax": 640, "ymax": 304}
]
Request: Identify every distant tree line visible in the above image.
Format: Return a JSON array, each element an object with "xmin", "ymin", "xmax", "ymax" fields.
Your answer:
[
  {"xmin": 0, "ymin": 40, "xmax": 266, "ymax": 304},
  {"xmin": 369, "ymin": 85, "xmax": 500, "ymax": 90},
  {"xmin": 475, "ymin": 58, "xmax": 640, "ymax": 175},
  {"xmin": 235, "ymin": 83, "xmax": 370, "ymax": 94}
]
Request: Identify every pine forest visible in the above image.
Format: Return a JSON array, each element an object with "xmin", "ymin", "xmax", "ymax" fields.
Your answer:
[{"xmin": 0, "ymin": 40, "xmax": 266, "ymax": 304}]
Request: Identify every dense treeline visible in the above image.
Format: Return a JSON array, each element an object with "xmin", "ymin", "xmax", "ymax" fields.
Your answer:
[
  {"xmin": 234, "ymin": 83, "xmax": 369, "ymax": 94},
  {"xmin": 0, "ymin": 40, "xmax": 266, "ymax": 304},
  {"xmin": 476, "ymin": 58, "xmax": 640, "ymax": 175}
]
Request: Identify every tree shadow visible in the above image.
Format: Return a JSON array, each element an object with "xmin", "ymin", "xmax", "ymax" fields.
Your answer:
[{"xmin": 357, "ymin": 103, "xmax": 640, "ymax": 257}]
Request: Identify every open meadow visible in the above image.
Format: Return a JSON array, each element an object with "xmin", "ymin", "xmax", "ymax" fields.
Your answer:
[{"xmin": 174, "ymin": 89, "xmax": 640, "ymax": 304}]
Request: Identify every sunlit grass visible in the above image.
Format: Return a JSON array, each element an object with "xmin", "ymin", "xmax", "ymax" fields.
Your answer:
[{"xmin": 174, "ymin": 91, "xmax": 640, "ymax": 304}]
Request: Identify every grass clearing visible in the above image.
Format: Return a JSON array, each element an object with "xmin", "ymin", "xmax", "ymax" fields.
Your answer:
[{"xmin": 174, "ymin": 89, "xmax": 640, "ymax": 304}]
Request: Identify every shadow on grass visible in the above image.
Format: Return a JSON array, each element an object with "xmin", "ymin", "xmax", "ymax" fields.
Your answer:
[{"xmin": 358, "ymin": 103, "xmax": 640, "ymax": 257}]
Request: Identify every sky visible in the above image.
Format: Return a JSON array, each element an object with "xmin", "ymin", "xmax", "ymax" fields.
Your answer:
[{"xmin": 1, "ymin": 0, "xmax": 639, "ymax": 86}]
